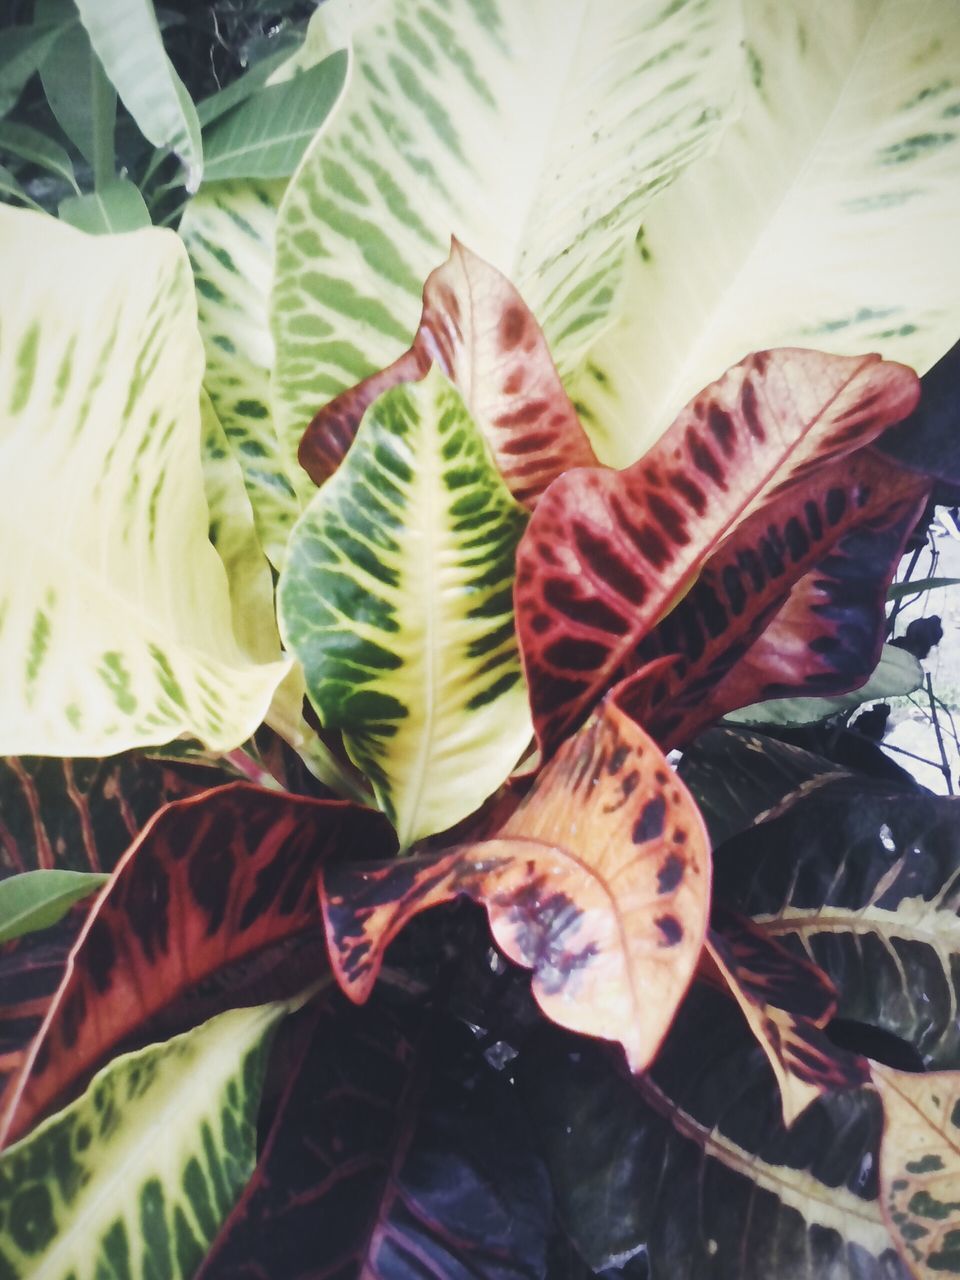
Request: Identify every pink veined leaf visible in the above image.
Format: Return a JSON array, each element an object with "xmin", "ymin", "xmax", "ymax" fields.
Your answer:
[{"xmin": 298, "ymin": 238, "xmax": 597, "ymax": 506}]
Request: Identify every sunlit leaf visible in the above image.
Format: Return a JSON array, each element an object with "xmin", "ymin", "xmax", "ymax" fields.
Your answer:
[
  {"xmin": 322, "ymin": 698, "xmax": 710, "ymax": 1071},
  {"xmin": 271, "ymin": 0, "xmax": 744, "ymax": 473},
  {"xmin": 279, "ymin": 366, "xmax": 532, "ymax": 847},
  {"xmin": 571, "ymin": 0, "xmax": 960, "ymax": 467},
  {"xmin": 0, "ymin": 999, "xmax": 291, "ymax": 1280},
  {"xmin": 0, "ymin": 784, "xmax": 393, "ymax": 1146},
  {"xmin": 57, "ymin": 176, "xmax": 150, "ymax": 233},
  {"xmin": 0, "ymin": 206, "xmax": 290, "ymax": 755},
  {"xmin": 0, "ymin": 871, "xmax": 106, "ymax": 946}
]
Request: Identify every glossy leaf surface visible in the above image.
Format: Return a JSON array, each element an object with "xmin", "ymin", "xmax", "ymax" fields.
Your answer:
[
  {"xmin": 0, "ymin": 784, "xmax": 394, "ymax": 1146},
  {"xmin": 271, "ymin": 0, "xmax": 743, "ymax": 459},
  {"xmin": 322, "ymin": 699, "xmax": 710, "ymax": 1070},
  {"xmin": 299, "ymin": 240, "xmax": 597, "ymax": 505},
  {"xmin": 200, "ymin": 996, "xmax": 552, "ymax": 1279},
  {"xmin": 279, "ymin": 366, "xmax": 531, "ymax": 847},
  {"xmin": 0, "ymin": 207, "xmax": 289, "ymax": 755},
  {"xmin": 521, "ymin": 985, "xmax": 906, "ymax": 1278},
  {"xmin": 0, "ymin": 1000, "xmax": 289, "ymax": 1280},
  {"xmin": 571, "ymin": 0, "xmax": 960, "ymax": 467},
  {"xmin": 874, "ymin": 1063, "xmax": 960, "ymax": 1279}
]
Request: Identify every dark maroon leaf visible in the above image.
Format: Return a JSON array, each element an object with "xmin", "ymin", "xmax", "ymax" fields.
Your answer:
[{"xmin": 877, "ymin": 337, "xmax": 960, "ymax": 487}]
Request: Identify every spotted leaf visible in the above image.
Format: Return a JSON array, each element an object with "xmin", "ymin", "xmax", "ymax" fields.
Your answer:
[
  {"xmin": 0, "ymin": 205, "xmax": 290, "ymax": 756},
  {"xmin": 271, "ymin": 0, "xmax": 744, "ymax": 461},
  {"xmin": 321, "ymin": 698, "xmax": 710, "ymax": 1071},
  {"xmin": 278, "ymin": 365, "xmax": 532, "ymax": 848},
  {"xmin": 0, "ymin": 999, "xmax": 291, "ymax": 1280},
  {"xmin": 571, "ymin": 0, "xmax": 960, "ymax": 468},
  {"xmin": 298, "ymin": 240, "xmax": 597, "ymax": 505},
  {"xmin": 517, "ymin": 350, "xmax": 922, "ymax": 753},
  {"xmin": 0, "ymin": 784, "xmax": 394, "ymax": 1146},
  {"xmin": 874, "ymin": 1063, "xmax": 960, "ymax": 1279}
]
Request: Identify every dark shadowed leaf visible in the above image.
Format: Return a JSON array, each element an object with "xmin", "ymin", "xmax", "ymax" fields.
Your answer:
[
  {"xmin": 298, "ymin": 240, "xmax": 597, "ymax": 504},
  {"xmin": 322, "ymin": 699, "xmax": 710, "ymax": 1071},
  {"xmin": 0, "ymin": 869, "xmax": 106, "ymax": 945},
  {"xmin": 520, "ymin": 985, "xmax": 907, "ymax": 1278},
  {"xmin": 0, "ymin": 23, "xmax": 64, "ymax": 117},
  {"xmin": 0, "ymin": 783, "xmax": 394, "ymax": 1146},
  {"xmin": 200, "ymin": 994, "xmax": 553, "ymax": 1279},
  {"xmin": 878, "ymin": 338, "xmax": 960, "ymax": 487}
]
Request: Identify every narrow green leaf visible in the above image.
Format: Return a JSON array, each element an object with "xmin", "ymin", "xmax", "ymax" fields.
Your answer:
[
  {"xmin": 0, "ymin": 121, "xmax": 78, "ymax": 192},
  {"xmin": 58, "ymin": 177, "xmax": 150, "ymax": 233},
  {"xmin": 203, "ymin": 54, "xmax": 346, "ymax": 180},
  {"xmin": 0, "ymin": 999, "xmax": 290, "ymax": 1280},
  {"xmin": 0, "ymin": 164, "xmax": 42, "ymax": 211},
  {"xmin": 888, "ymin": 575, "xmax": 960, "ymax": 602},
  {"xmin": 73, "ymin": 0, "xmax": 203, "ymax": 191},
  {"xmin": 0, "ymin": 869, "xmax": 107, "ymax": 944},
  {"xmin": 35, "ymin": 1, "xmax": 117, "ymax": 179},
  {"xmin": 195, "ymin": 42, "xmax": 301, "ymax": 129},
  {"xmin": 0, "ymin": 23, "xmax": 63, "ymax": 117},
  {"xmin": 278, "ymin": 365, "xmax": 532, "ymax": 847}
]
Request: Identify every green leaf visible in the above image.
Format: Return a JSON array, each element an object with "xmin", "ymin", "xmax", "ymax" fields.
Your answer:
[
  {"xmin": 888, "ymin": 575, "xmax": 960, "ymax": 603},
  {"xmin": 36, "ymin": 1, "xmax": 117, "ymax": 184},
  {"xmin": 726, "ymin": 643, "xmax": 924, "ymax": 727},
  {"xmin": 271, "ymin": 0, "xmax": 743, "ymax": 479},
  {"xmin": 0, "ymin": 870, "xmax": 106, "ymax": 944},
  {"xmin": 0, "ymin": 121, "xmax": 78, "ymax": 192},
  {"xmin": 0, "ymin": 205, "xmax": 289, "ymax": 756},
  {"xmin": 179, "ymin": 179, "xmax": 303, "ymax": 567},
  {"xmin": 58, "ymin": 177, "xmax": 150, "ymax": 233},
  {"xmin": 0, "ymin": 999, "xmax": 290, "ymax": 1280},
  {"xmin": 73, "ymin": 0, "xmax": 203, "ymax": 192},
  {"xmin": 278, "ymin": 366, "xmax": 532, "ymax": 847},
  {"xmin": 203, "ymin": 53, "xmax": 346, "ymax": 182},
  {"xmin": 0, "ymin": 164, "xmax": 42, "ymax": 211},
  {"xmin": 0, "ymin": 24, "xmax": 63, "ymax": 118},
  {"xmin": 573, "ymin": 0, "xmax": 960, "ymax": 465},
  {"xmin": 195, "ymin": 41, "xmax": 301, "ymax": 128}
]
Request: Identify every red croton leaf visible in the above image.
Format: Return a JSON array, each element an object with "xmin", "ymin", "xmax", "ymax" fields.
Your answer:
[
  {"xmin": 515, "ymin": 349, "xmax": 920, "ymax": 754},
  {"xmin": 704, "ymin": 906, "xmax": 868, "ymax": 1126},
  {"xmin": 298, "ymin": 238, "xmax": 597, "ymax": 506},
  {"xmin": 615, "ymin": 447, "xmax": 930, "ymax": 749},
  {"xmin": 0, "ymin": 783, "xmax": 394, "ymax": 1146},
  {"xmin": 321, "ymin": 698, "xmax": 710, "ymax": 1072}
]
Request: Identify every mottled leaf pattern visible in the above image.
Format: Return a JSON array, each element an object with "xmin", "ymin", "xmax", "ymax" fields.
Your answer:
[
  {"xmin": 874, "ymin": 1063, "xmax": 960, "ymax": 1278},
  {"xmin": 299, "ymin": 240, "xmax": 597, "ymax": 505},
  {"xmin": 279, "ymin": 366, "xmax": 532, "ymax": 847},
  {"xmin": 571, "ymin": 0, "xmax": 960, "ymax": 467},
  {"xmin": 516, "ymin": 349, "xmax": 921, "ymax": 753},
  {"xmin": 0, "ymin": 784, "xmax": 394, "ymax": 1146},
  {"xmin": 0, "ymin": 206, "xmax": 290, "ymax": 755},
  {"xmin": 0, "ymin": 1000, "xmax": 289, "ymax": 1280},
  {"xmin": 322, "ymin": 699, "xmax": 710, "ymax": 1070},
  {"xmin": 180, "ymin": 180, "xmax": 304, "ymax": 568},
  {"xmin": 271, "ymin": 0, "xmax": 744, "ymax": 458}
]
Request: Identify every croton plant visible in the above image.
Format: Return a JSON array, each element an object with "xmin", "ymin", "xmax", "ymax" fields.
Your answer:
[{"xmin": 1, "ymin": 0, "xmax": 960, "ymax": 1277}]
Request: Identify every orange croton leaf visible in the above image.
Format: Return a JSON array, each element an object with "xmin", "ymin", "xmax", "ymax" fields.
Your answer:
[
  {"xmin": 321, "ymin": 697, "xmax": 710, "ymax": 1072},
  {"xmin": 298, "ymin": 238, "xmax": 597, "ymax": 506}
]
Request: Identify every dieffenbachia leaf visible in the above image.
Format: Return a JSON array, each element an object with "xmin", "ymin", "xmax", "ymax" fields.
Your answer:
[
  {"xmin": 73, "ymin": 0, "xmax": 203, "ymax": 191},
  {"xmin": 0, "ymin": 206, "xmax": 290, "ymax": 755},
  {"xmin": 271, "ymin": 0, "xmax": 744, "ymax": 469},
  {"xmin": 179, "ymin": 180, "xmax": 304, "ymax": 567},
  {"xmin": 0, "ymin": 871, "xmax": 107, "ymax": 946},
  {"xmin": 713, "ymin": 783, "xmax": 960, "ymax": 1070},
  {"xmin": 570, "ymin": 0, "xmax": 960, "ymax": 467},
  {"xmin": 198, "ymin": 996, "xmax": 552, "ymax": 1279},
  {"xmin": 516, "ymin": 349, "xmax": 922, "ymax": 754},
  {"xmin": 298, "ymin": 240, "xmax": 597, "ymax": 505},
  {"xmin": 0, "ymin": 999, "xmax": 290, "ymax": 1280},
  {"xmin": 322, "ymin": 698, "xmax": 710, "ymax": 1071},
  {"xmin": 278, "ymin": 365, "xmax": 532, "ymax": 847},
  {"xmin": 706, "ymin": 907, "xmax": 868, "ymax": 1126},
  {"xmin": 520, "ymin": 985, "xmax": 906, "ymax": 1278},
  {"xmin": 0, "ymin": 784, "xmax": 394, "ymax": 1146},
  {"xmin": 874, "ymin": 1063, "xmax": 960, "ymax": 1278}
]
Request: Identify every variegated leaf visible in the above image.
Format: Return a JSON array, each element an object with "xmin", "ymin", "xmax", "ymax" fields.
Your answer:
[
  {"xmin": 874, "ymin": 1063, "xmax": 960, "ymax": 1278},
  {"xmin": 322, "ymin": 698, "xmax": 710, "ymax": 1071},
  {"xmin": 278, "ymin": 366, "xmax": 532, "ymax": 847},
  {"xmin": 271, "ymin": 0, "xmax": 744, "ymax": 464},
  {"xmin": 0, "ymin": 206, "xmax": 289, "ymax": 756},
  {"xmin": 0, "ymin": 1000, "xmax": 290, "ymax": 1280},
  {"xmin": 571, "ymin": 0, "xmax": 960, "ymax": 466},
  {"xmin": 180, "ymin": 181, "xmax": 304, "ymax": 568},
  {"xmin": 298, "ymin": 240, "xmax": 597, "ymax": 505}
]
